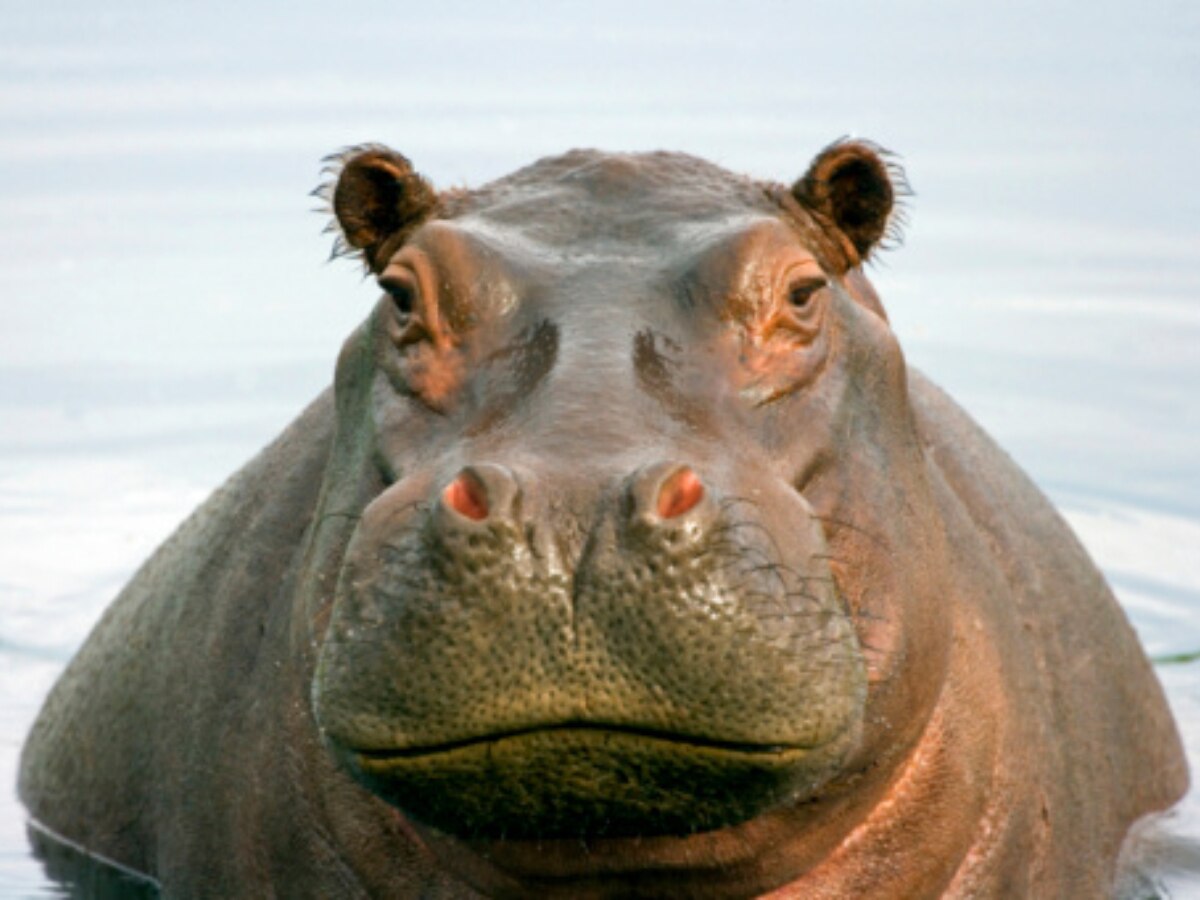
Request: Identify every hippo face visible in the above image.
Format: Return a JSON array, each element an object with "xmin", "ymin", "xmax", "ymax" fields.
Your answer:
[{"xmin": 311, "ymin": 144, "xmax": 952, "ymax": 874}]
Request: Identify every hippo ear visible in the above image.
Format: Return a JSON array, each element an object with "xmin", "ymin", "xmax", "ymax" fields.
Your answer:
[
  {"xmin": 319, "ymin": 145, "xmax": 439, "ymax": 272},
  {"xmin": 792, "ymin": 141, "xmax": 909, "ymax": 267}
]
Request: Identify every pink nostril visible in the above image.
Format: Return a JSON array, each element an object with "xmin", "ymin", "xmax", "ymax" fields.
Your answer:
[
  {"xmin": 443, "ymin": 471, "xmax": 489, "ymax": 521},
  {"xmin": 657, "ymin": 467, "xmax": 705, "ymax": 519}
]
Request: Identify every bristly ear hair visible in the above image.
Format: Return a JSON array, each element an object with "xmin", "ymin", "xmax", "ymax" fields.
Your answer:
[
  {"xmin": 311, "ymin": 144, "xmax": 439, "ymax": 273},
  {"xmin": 791, "ymin": 139, "xmax": 911, "ymax": 269}
]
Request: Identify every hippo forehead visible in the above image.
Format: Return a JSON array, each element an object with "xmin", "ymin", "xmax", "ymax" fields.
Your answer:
[
  {"xmin": 362, "ymin": 150, "xmax": 860, "ymax": 485},
  {"xmin": 440, "ymin": 150, "xmax": 790, "ymax": 265}
]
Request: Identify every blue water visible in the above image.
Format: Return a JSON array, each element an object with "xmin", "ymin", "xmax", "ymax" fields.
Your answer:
[{"xmin": 1, "ymin": 2, "xmax": 1198, "ymax": 895}]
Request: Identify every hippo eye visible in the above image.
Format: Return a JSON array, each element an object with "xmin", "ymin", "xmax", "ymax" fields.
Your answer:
[
  {"xmin": 385, "ymin": 282, "xmax": 415, "ymax": 317},
  {"xmin": 378, "ymin": 276, "xmax": 416, "ymax": 318},
  {"xmin": 788, "ymin": 277, "xmax": 827, "ymax": 310}
]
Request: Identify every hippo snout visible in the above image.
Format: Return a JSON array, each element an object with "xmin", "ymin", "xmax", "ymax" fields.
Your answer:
[{"xmin": 313, "ymin": 460, "xmax": 866, "ymax": 839}]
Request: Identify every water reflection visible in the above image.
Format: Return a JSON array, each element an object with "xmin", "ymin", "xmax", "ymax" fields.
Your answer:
[{"xmin": 26, "ymin": 825, "xmax": 158, "ymax": 900}]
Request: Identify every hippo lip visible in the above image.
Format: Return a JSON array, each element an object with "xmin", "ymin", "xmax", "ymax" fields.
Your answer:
[
  {"xmin": 348, "ymin": 721, "xmax": 809, "ymax": 762},
  {"xmin": 339, "ymin": 722, "xmax": 836, "ymax": 841}
]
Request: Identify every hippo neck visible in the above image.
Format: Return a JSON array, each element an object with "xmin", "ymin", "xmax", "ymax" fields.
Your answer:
[{"xmin": 766, "ymin": 676, "xmax": 1001, "ymax": 898}]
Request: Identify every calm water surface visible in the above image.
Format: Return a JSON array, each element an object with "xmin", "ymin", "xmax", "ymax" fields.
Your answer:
[{"xmin": 1, "ymin": 2, "xmax": 1198, "ymax": 896}]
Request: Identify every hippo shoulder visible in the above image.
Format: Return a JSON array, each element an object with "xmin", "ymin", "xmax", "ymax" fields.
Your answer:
[
  {"xmin": 18, "ymin": 389, "xmax": 336, "ymax": 875},
  {"xmin": 908, "ymin": 368, "xmax": 1186, "ymax": 847}
]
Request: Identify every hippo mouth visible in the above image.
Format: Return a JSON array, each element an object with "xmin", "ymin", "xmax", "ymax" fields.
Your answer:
[
  {"xmin": 352, "ymin": 722, "xmax": 806, "ymax": 759},
  {"xmin": 334, "ymin": 722, "xmax": 842, "ymax": 841}
]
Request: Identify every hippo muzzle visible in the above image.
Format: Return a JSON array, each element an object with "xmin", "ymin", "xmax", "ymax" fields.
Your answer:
[{"xmin": 314, "ymin": 457, "xmax": 865, "ymax": 839}]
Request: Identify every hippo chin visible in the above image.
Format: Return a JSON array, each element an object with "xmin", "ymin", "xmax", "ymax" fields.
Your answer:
[{"xmin": 19, "ymin": 141, "xmax": 1187, "ymax": 898}]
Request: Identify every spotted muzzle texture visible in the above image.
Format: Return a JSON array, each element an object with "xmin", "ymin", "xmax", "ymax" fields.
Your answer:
[{"xmin": 314, "ymin": 459, "xmax": 865, "ymax": 838}]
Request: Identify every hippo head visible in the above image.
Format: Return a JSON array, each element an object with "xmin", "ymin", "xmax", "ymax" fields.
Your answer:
[{"xmin": 309, "ymin": 143, "xmax": 952, "ymax": 892}]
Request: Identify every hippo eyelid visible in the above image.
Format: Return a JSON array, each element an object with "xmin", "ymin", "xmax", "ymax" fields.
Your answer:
[{"xmin": 786, "ymin": 277, "xmax": 828, "ymax": 310}]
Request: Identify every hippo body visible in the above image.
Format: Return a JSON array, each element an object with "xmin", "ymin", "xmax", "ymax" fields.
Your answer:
[{"xmin": 19, "ymin": 143, "xmax": 1187, "ymax": 898}]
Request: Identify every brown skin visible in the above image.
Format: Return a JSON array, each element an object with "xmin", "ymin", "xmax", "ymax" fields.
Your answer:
[{"xmin": 19, "ymin": 142, "xmax": 1187, "ymax": 898}]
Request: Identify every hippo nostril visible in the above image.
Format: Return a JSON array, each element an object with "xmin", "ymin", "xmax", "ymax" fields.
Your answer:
[
  {"xmin": 627, "ymin": 462, "xmax": 715, "ymax": 546},
  {"xmin": 657, "ymin": 467, "xmax": 705, "ymax": 519},
  {"xmin": 443, "ymin": 470, "xmax": 489, "ymax": 522}
]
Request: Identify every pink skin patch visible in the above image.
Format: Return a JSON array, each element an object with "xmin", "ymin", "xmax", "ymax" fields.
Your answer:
[
  {"xmin": 443, "ymin": 471, "xmax": 489, "ymax": 521},
  {"xmin": 657, "ymin": 467, "xmax": 705, "ymax": 519}
]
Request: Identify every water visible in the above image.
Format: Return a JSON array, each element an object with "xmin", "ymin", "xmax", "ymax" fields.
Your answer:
[{"xmin": 1, "ymin": 1, "xmax": 1197, "ymax": 895}]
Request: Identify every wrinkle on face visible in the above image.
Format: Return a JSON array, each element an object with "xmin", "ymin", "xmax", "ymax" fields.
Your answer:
[
  {"xmin": 465, "ymin": 320, "xmax": 560, "ymax": 437},
  {"xmin": 400, "ymin": 341, "xmax": 468, "ymax": 413}
]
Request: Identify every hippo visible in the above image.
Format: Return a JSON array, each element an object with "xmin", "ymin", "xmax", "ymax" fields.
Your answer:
[{"xmin": 19, "ymin": 140, "xmax": 1187, "ymax": 898}]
